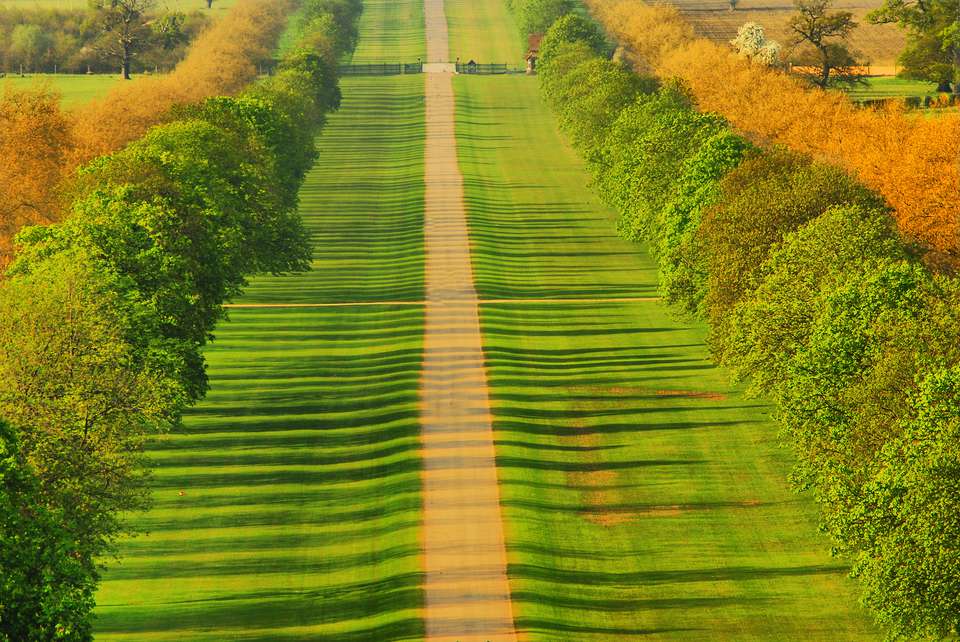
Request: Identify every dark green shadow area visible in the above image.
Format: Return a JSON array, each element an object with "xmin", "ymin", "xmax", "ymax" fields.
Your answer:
[{"xmin": 453, "ymin": 73, "xmax": 879, "ymax": 641}]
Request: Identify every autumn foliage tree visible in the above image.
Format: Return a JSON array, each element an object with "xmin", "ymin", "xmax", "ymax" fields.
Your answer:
[{"xmin": 0, "ymin": 85, "xmax": 74, "ymax": 268}]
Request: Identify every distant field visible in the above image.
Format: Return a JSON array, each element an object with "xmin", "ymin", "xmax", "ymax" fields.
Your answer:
[
  {"xmin": 668, "ymin": 0, "xmax": 904, "ymax": 67},
  {"xmin": 847, "ymin": 76, "xmax": 940, "ymax": 99},
  {"xmin": 0, "ymin": 0, "xmax": 234, "ymax": 15},
  {"xmin": 2, "ymin": 73, "xmax": 120, "ymax": 107}
]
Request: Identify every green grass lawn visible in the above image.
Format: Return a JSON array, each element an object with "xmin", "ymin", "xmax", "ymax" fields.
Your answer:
[
  {"xmin": 453, "ymin": 65, "xmax": 878, "ymax": 642},
  {"xmin": 2, "ymin": 74, "xmax": 121, "ymax": 107},
  {"xmin": 846, "ymin": 76, "xmax": 940, "ymax": 100},
  {"xmin": 94, "ymin": 75, "xmax": 427, "ymax": 641}
]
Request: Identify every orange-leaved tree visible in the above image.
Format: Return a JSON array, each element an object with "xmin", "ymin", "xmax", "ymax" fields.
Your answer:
[{"xmin": 0, "ymin": 85, "xmax": 74, "ymax": 268}]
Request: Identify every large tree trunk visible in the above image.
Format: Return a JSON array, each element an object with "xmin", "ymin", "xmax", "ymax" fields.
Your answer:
[
  {"xmin": 820, "ymin": 59, "xmax": 831, "ymax": 88},
  {"xmin": 206, "ymin": 0, "xmax": 213, "ymax": 8},
  {"xmin": 121, "ymin": 42, "xmax": 131, "ymax": 80}
]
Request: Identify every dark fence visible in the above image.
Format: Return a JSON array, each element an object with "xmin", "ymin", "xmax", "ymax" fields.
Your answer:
[
  {"xmin": 857, "ymin": 94, "xmax": 960, "ymax": 110},
  {"xmin": 456, "ymin": 63, "xmax": 510, "ymax": 75},
  {"xmin": 338, "ymin": 63, "xmax": 424, "ymax": 76}
]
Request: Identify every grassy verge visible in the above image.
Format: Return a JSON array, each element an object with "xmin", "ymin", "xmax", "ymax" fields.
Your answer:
[
  {"xmin": 94, "ymin": 74, "xmax": 427, "ymax": 641},
  {"xmin": 452, "ymin": 70, "xmax": 879, "ymax": 641},
  {"xmin": 242, "ymin": 76, "xmax": 425, "ymax": 304},
  {"xmin": 2, "ymin": 74, "xmax": 121, "ymax": 107}
]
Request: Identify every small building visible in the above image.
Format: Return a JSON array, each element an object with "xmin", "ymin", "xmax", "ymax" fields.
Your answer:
[{"xmin": 525, "ymin": 34, "xmax": 543, "ymax": 74}]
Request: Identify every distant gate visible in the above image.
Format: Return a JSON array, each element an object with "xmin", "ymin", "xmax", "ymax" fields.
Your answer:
[
  {"xmin": 455, "ymin": 62, "xmax": 510, "ymax": 75},
  {"xmin": 338, "ymin": 63, "xmax": 421, "ymax": 76}
]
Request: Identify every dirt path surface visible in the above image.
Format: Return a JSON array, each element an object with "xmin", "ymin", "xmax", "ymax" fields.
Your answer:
[{"xmin": 419, "ymin": 1, "xmax": 518, "ymax": 640}]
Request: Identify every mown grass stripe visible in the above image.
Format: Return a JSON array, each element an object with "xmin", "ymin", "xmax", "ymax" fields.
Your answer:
[{"xmin": 95, "ymin": 70, "xmax": 428, "ymax": 642}]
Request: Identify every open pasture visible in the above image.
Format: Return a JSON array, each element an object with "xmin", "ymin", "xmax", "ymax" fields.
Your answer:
[
  {"xmin": 666, "ymin": 0, "xmax": 904, "ymax": 68},
  {"xmin": 0, "ymin": 0, "xmax": 235, "ymax": 14},
  {"xmin": 2, "ymin": 73, "xmax": 120, "ymax": 106}
]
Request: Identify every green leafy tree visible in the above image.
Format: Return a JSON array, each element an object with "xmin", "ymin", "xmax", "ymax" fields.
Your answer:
[
  {"xmin": 0, "ymin": 251, "xmax": 185, "ymax": 563},
  {"xmin": 176, "ymin": 95, "xmax": 317, "ymax": 211},
  {"xmin": 8, "ymin": 24, "xmax": 52, "ymax": 72},
  {"xmin": 696, "ymin": 148, "xmax": 883, "ymax": 329},
  {"xmin": 516, "ymin": 0, "xmax": 574, "ymax": 36},
  {"xmin": 545, "ymin": 57, "xmax": 656, "ymax": 153},
  {"xmin": 87, "ymin": 0, "xmax": 184, "ymax": 79},
  {"xmin": 0, "ymin": 421, "xmax": 97, "ymax": 642},
  {"xmin": 594, "ymin": 84, "xmax": 726, "ymax": 243},
  {"xmin": 539, "ymin": 13, "xmax": 609, "ymax": 62},
  {"xmin": 657, "ymin": 130, "xmax": 755, "ymax": 316},
  {"xmin": 717, "ymin": 204, "xmax": 906, "ymax": 393},
  {"xmin": 857, "ymin": 364, "xmax": 960, "ymax": 639},
  {"xmin": 15, "ymin": 119, "xmax": 311, "ymax": 398},
  {"xmin": 869, "ymin": 0, "xmax": 960, "ymax": 92}
]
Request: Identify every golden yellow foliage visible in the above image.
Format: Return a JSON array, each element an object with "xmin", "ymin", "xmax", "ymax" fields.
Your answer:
[
  {"xmin": 70, "ymin": 0, "xmax": 292, "ymax": 163},
  {"xmin": 587, "ymin": 0, "xmax": 960, "ymax": 263},
  {"xmin": 0, "ymin": 85, "xmax": 74, "ymax": 268}
]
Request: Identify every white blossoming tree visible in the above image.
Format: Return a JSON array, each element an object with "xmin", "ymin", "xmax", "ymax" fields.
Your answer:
[{"xmin": 730, "ymin": 22, "xmax": 783, "ymax": 66}]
